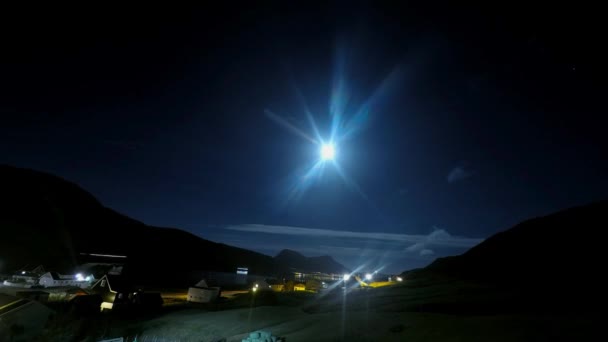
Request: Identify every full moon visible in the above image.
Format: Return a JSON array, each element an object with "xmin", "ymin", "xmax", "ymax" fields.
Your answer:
[{"xmin": 320, "ymin": 143, "xmax": 336, "ymax": 161}]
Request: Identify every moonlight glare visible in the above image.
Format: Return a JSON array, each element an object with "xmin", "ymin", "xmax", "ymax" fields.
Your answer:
[{"xmin": 320, "ymin": 143, "xmax": 336, "ymax": 161}]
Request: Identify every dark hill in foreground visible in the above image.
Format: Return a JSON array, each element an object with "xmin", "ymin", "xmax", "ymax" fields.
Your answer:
[
  {"xmin": 403, "ymin": 200, "xmax": 608, "ymax": 312},
  {"xmin": 0, "ymin": 165, "xmax": 346, "ymax": 283},
  {"xmin": 421, "ymin": 200, "xmax": 607, "ymax": 283}
]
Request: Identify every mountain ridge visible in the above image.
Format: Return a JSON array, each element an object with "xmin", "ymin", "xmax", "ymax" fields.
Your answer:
[
  {"xmin": 275, "ymin": 249, "xmax": 349, "ymax": 274},
  {"xmin": 0, "ymin": 164, "xmax": 346, "ymax": 281},
  {"xmin": 405, "ymin": 200, "xmax": 608, "ymax": 290}
]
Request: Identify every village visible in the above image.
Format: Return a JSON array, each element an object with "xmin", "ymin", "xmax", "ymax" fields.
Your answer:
[{"xmin": 0, "ymin": 255, "xmax": 402, "ymax": 341}]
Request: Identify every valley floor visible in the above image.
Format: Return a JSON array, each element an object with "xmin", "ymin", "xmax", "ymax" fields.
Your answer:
[
  {"xmin": 37, "ymin": 282, "xmax": 602, "ymax": 341},
  {"xmin": 94, "ymin": 306, "xmax": 598, "ymax": 342}
]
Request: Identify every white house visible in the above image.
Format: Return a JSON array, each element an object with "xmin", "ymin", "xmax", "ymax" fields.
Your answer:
[
  {"xmin": 38, "ymin": 272, "xmax": 89, "ymax": 288},
  {"xmin": 187, "ymin": 279, "xmax": 221, "ymax": 303}
]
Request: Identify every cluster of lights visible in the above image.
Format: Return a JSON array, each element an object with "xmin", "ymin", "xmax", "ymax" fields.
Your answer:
[
  {"xmin": 252, "ymin": 283, "xmax": 271, "ymax": 292},
  {"xmin": 75, "ymin": 273, "xmax": 93, "ymax": 282}
]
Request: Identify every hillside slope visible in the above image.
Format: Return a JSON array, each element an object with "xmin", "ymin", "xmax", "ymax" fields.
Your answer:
[
  {"xmin": 422, "ymin": 200, "xmax": 607, "ymax": 284},
  {"xmin": 0, "ymin": 164, "xmax": 276, "ymax": 276},
  {"xmin": 401, "ymin": 201, "xmax": 608, "ymax": 312},
  {"xmin": 0, "ymin": 165, "xmax": 343, "ymax": 281}
]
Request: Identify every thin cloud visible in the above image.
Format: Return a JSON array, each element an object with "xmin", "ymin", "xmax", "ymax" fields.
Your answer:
[
  {"xmin": 225, "ymin": 224, "xmax": 482, "ymax": 248},
  {"xmin": 447, "ymin": 165, "xmax": 474, "ymax": 183},
  {"xmin": 405, "ymin": 242, "xmax": 425, "ymax": 252},
  {"xmin": 404, "ymin": 227, "xmax": 466, "ymax": 255},
  {"xmin": 420, "ymin": 249, "xmax": 435, "ymax": 256}
]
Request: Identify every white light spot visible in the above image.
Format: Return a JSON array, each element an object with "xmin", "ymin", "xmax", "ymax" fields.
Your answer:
[{"xmin": 320, "ymin": 144, "xmax": 336, "ymax": 160}]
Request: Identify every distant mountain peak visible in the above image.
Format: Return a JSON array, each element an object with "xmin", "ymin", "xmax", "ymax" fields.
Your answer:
[
  {"xmin": 275, "ymin": 249, "xmax": 348, "ymax": 274},
  {"xmin": 275, "ymin": 249, "xmax": 303, "ymax": 258}
]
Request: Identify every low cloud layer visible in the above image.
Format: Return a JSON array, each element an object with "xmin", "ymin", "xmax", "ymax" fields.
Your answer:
[
  {"xmin": 225, "ymin": 224, "xmax": 482, "ymax": 249},
  {"xmin": 420, "ymin": 249, "xmax": 435, "ymax": 256},
  {"xmin": 216, "ymin": 224, "xmax": 484, "ymax": 273},
  {"xmin": 403, "ymin": 228, "xmax": 457, "ymax": 256}
]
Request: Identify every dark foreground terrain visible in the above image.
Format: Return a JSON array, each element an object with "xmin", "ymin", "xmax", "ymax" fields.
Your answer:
[{"xmin": 37, "ymin": 280, "xmax": 602, "ymax": 342}]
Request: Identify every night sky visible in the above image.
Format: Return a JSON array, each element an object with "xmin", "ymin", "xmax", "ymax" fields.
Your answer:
[{"xmin": 1, "ymin": 3, "xmax": 607, "ymax": 273}]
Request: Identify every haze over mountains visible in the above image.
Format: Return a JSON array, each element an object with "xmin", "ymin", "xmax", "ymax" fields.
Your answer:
[{"xmin": 0, "ymin": 165, "xmax": 347, "ymax": 281}]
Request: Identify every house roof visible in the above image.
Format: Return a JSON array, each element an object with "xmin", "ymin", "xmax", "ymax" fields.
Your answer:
[
  {"xmin": 31, "ymin": 265, "xmax": 45, "ymax": 274},
  {"xmin": 14, "ymin": 271, "xmax": 38, "ymax": 277},
  {"xmin": 92, "ymin": 274, "xmax": 133, "ymax": 293},
  {"xmin": 48, "ymin": 272, "xmax": 75, "ymax": 280},
  {"xmin": 16, "ymin": 265, "xmax": 45, "ymax": 274}
]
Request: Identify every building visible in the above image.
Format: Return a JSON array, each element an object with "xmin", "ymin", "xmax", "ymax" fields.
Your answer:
[
  {"xmin": 292, "ymin": 271, "xmax": 343, "ymax": 282},
  {"xmin": 236, "ymin": 267, "xmax": 248, "ymax": 285},
  {"xmin": 90, "ymin": 274, "xmax": 133, "ymax": 311},
  {"xmin": 90, "ymin": 275, "xmax": 162, "ymax": 311},
  {"xmin": 38, "ymin": 272, "xmax": 88, "ymax": 288},
  {"xmin": 187, "ymin": 279, "xmax": 221, "ymax": 303},
  {"xmin": 251, "ymin": 279, "xmax": 272, "ymax": 292},
  {"xmin": 188, "ymin": 270, "xmax": 267, "ymax": 288},
  {"xmin": 9, "ymin": 265, "xmax": 46, "ymax": 285},
  {"xmin": 266, "ymin": 278, "xmax": 285, "ymax": 292}
]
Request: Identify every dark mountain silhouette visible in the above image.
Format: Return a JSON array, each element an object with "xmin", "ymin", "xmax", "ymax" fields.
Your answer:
[
  {"xmin": 275, "ymin": 249, "xmax": 349, "ymax": 274},
  {"xmin": 404, "ymin": 200, "xmax": 608, "ymax": 311},
  {"xmin": 420, "ymin": 200, "xmax": 606, "ymax": 283},
  {"xmin": 0, "ymin": 165, "xmax": 346, "ymax": 284}
]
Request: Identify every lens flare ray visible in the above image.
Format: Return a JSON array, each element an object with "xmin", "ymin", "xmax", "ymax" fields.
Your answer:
[
  {"xmin": 265, "ymin": 109, "xmax": 318, "ymax": 144},
  {"xmin": 267, "ymin": 52, "xmax": 401, "ymax": 206}
]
